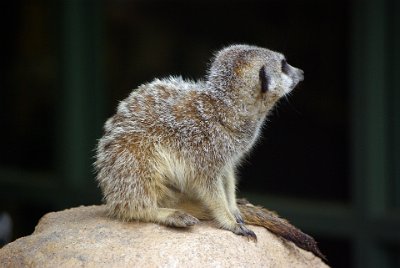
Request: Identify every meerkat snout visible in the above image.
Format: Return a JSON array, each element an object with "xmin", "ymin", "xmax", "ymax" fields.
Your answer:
[
  {"xmin": 292, "ymin": 67, "xmax": 304, "ymax": 82},
  {"xmin": 258, "ymin": 60, "xmax": 303, "ymax": 97},
  {"xmin": 280, "ymin": 59, "xmax": 304, "ymax": 93},
  {"xmin": 298, "ymin": 70, "xmax": 304, "ymax": 81}
]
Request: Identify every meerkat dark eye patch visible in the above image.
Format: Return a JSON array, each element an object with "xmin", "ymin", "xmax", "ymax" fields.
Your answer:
[
  {"xmin": 259, "ymin": 66, "xmax": 270, "ymax": 93},
  {"xmin": 281, "ymin": 59, "xmax": 289, "ymax": 74}
]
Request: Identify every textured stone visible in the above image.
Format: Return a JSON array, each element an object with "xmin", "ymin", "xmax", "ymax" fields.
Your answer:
[{"xmin": 0, "ymin": 206, "xmax": 329, "ymax": 268}]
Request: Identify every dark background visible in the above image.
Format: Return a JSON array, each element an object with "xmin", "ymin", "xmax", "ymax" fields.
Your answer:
[{"xmin": 1, "ymin": 1, "xmax": 399, "ymax": 267}]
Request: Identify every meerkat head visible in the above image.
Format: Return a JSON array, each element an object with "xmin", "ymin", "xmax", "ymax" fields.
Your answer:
[{"xmin": 207, "ymin": 44, "xmax": 304, "ymax": 113}]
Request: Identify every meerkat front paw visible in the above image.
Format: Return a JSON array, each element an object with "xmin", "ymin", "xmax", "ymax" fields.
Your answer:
[
  {"xmin": 232, "ymin": 209, "xmax": 244, "ymax": 224},
  {"xmin": 164, "ymin": 210, "xmax": 200, "ymax": 228},
  {"xmin": 231, "ymin": 223, "xmax": 257, "ymax": 241}
]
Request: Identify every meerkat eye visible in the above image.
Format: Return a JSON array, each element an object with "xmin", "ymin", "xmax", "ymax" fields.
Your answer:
[
  {"xmin": 259, "ymin": 65, "xmax": 270, "ymax": 93},
  {"xmin": 281, "ymin": 59, "xmax": 289, "ymax": 74}
]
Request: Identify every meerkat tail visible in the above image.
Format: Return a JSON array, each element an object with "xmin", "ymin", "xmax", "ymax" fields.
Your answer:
[{"xmin": 237, "ymin": 199, "xmax": 326, "ymax": 261}]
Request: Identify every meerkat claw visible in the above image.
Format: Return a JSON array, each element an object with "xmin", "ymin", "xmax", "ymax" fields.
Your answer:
[
  {"xmin": 234, "ymin": 224, "xmax": 257, "ymax": 241},
  {"xmin": 243, "ymin": 227, "xmax": 257, "ymax": 242}
]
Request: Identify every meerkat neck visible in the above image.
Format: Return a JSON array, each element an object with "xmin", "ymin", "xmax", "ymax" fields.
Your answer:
[{"xmin": 204, "ymin": 83, "xmax": 265, "ymax": 148}]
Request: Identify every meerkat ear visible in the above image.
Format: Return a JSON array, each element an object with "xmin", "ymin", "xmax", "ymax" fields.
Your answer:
[{"xmin": 259, "ymin": 65, "xmax": 270, "ymax": 93}]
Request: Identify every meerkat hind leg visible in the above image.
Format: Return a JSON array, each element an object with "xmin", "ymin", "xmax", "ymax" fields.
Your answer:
[
  {"xmin": 149, "ymin": 191, "xmax": 199, "ymax": 227},
  {"xmin": 141, "ymin": 207, "xmax": 199, "ymax": 228},
  {"xmin": 161, "ymin": 208, "xmax": 200, "ymax": 227}
]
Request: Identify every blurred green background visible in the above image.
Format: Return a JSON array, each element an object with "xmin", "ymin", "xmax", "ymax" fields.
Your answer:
[{"xmin": 0, "ymin": 0, "xmax": 399, "ymax": 267}]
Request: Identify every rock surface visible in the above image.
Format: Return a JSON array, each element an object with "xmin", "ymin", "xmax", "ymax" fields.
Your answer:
[{"xmin": 0, "ymin": 205, "xmax": 329, "ymax": 268}]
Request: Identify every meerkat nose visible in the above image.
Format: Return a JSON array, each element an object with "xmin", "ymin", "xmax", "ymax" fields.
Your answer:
[{"xmin": 297, "ymin": 69, "xmax": 304, "ymax": 81}]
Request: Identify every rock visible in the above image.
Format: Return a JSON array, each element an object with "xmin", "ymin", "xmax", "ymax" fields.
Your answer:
[{"xmin": 0, "ymin": 206, "xmax": 329, "ymax": 268}]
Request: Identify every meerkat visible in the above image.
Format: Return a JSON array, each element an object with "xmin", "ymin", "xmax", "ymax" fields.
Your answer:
[{"xmin": 95, "ymin": 44, "xmax": 324, "ymax": 259}]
